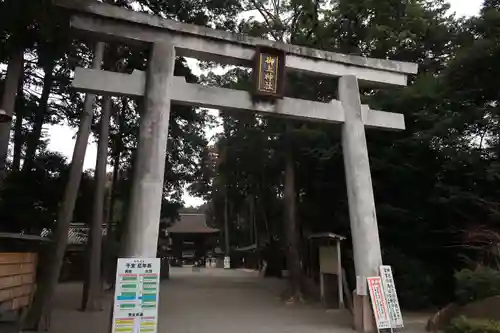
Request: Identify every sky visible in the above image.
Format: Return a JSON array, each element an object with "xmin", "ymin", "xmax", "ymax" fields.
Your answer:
[{"xmin": 46, "ymin": 0, "xmax": 483, "ymax": 207}]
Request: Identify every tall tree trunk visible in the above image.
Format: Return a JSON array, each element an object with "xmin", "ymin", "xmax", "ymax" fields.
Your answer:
[
  {"xmin": 22, "ymin": 58, "xmax": 54, "ymax": 173},
  {"xmin": 105, "ymin": 155, "xmax": 120, "ymax": 244},
  {"xmin": 107, "ymin": 98, "xmax": 126, "ymax": 235},
  {"xmin": 12, "ymin": 82, "xmax": 25, "ymax": 171},
  {"xmin": 24, "ymin": 42, "xmax": 105, "ymax": 331},
  {"xmin": 252, "ymin": 196, "xmax": 258, "ymax": 246},
  {"xmin": 0, "ymin": 47, "xmax": 23, "ymax": 182},
  {"xmin": 224, "ymin": 186, "xmax": 230, "ymax": 256},
  {"xmin": 248, "ymin": 195, "xmax": 254, "ymax": 244},
  {"xmin": 118, "ymin": 143, "xmax": 139, "ymax": 257},
  {"xmin": 81, "ymin": 96, "xmax": 112, "ymax": 311},
  {"xmin": 103, "ymin": 100, "xmax": 123, "ymax": 289},
  {"xmin": 249, "ymin": 195, "xmax": 261, "ymax": 269},
  {"xmin": 104, "ymin": 151, "xmax": 120, "ymax": 289},
  {"xmin": 283, "ymin": 122, "xmax": 303, "ymax": 301}
]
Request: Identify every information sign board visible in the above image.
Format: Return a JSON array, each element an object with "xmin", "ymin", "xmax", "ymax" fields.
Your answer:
[
  {"xmin": 367, "ymin": 276, "xmax": 391, "ymax": 331},
  {"xmin": 380, "ymin": 265, "xmax": 404, "ymax": 329},
  {"xmin": 112, "ymin": 258, "xmax": 160, "ymax": 333}
]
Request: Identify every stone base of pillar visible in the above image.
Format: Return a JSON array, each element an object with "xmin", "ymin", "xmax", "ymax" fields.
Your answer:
[{"xmin": 353, "ymin": 291, "xmax": 376, "ymax": 333}]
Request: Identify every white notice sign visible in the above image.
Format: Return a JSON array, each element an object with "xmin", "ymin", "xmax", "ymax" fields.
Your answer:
[
  {"xmin": 367, "ymin": 276, "xmax": 391, "ymax": 331},
  {"xmin": 112, "ymin": 258, "xmax": 160, "ymax": 333},
  {"xmin": 356, "ymin": 275, "xmax": 367, "ymax": 295},
  {"xmin": 380, "ymin": 265, "xmax": 404, "ymax": 329}
]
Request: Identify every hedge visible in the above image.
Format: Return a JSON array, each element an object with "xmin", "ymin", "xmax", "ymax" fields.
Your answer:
[
  {"xmin": 455, "ymin": 267, "xmax": 500, "ymax": 304},
  {"xmin": 445, "ymin": 316, "xmax": 500, "ymax": 333}
]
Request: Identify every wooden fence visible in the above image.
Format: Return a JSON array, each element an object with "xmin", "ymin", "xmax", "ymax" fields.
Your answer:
[{"xmin": 0, "ymin": 252, "xmax": 37, "ymax": 313}]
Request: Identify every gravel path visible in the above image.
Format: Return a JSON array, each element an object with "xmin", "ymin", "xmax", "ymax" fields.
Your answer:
[
  {"xmin": 27, "ymin": 267, "xmax": 426, "ymax": 333},
  {"xmin": 160, "ymin": 268, "xmax": 353, "ymax": 333}
]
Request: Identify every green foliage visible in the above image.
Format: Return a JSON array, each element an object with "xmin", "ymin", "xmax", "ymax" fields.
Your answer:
[
  {"xmin": 0, "ymin": 152, "xmax": 94, "ymax": 234},
  {"xmin": 198, "ymin": 0, "xmax": 500, "ymax": 309},
  {"xmin": 445, "ymin": 316, "xmax": 500, "ymax": 333},
  {"xmin": 455, "ymin": 268, "xmax": 500, "ymax": 304},
  {"xmin": 136, "ymin": 0, "xmax": 241, "ymax": 31},
  {"xmin": 2, "ymin": 0, "xmax": 500, "ymax": 313},
  {"xmin": 383, "ymin": 248, "xmax": 436, "ymax": 308}
]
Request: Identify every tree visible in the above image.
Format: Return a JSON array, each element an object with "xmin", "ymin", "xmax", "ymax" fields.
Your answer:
[
  {"xmin": 201, "ymin": 0, "xmax": 483, "ymax": 309},
  {"xmin": 25, "ymin": 41, "xmax": 105, "ymax": 330},
  {"xmin": 238, "ymin": 0, "xmax": 318, "ymax": 300},
  {"xmin": 21, "ymin": 1, "xmax": 73, "ymax": 173},
  {"xmin": 0, "ymin": 47, "xmax": 23, "ymax": 183},
  {"xmin": 81, "ymin": 96, "xmax": 112, "ymax": 311},
  {"xmin": 0, "ymin": 151, "xmax": 94, "ymax": 234}
]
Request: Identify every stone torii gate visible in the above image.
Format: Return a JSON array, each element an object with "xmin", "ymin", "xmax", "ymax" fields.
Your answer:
[{"xmin": 55, "ymin": 1, "xmax": 417, "ymax": 332}]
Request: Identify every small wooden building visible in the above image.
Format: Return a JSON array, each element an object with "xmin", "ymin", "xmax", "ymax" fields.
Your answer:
[
  {"xmin": 307, "ymin": 232, "xmax": 346, "ymax": 309},
  {"xmin": 166, "ymin": 214, "xmax": 219, "ymax": 266}
]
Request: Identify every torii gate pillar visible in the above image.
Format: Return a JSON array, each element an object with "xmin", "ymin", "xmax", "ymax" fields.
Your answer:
[
  {"xmin": 340, "ymin": 75, "xmax": 383, "ymax": 333},
  {"xmin": 52, "ymin": 2, "xmax": 418, "ymax": 332},
  {"xmin": 121, "ymin": 42, "xmax": 174, "ymax": 258}
]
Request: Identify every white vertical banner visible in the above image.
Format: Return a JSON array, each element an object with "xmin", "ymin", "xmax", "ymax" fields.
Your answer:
[
  {"xmin": 380, "ymin": 265, "xmax": 404, "ymax": 329},
  {"xmin": 367, "ymin": 276, "xmax": 391, "ymax": 331},
  {"xmin": 112, "ymin": 258, "xmax": 161, "ymax": 333}
]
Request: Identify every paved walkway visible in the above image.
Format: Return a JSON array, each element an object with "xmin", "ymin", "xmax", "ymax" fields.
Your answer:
[{"xmin": 42, "ymin": 267, "xmax": 427, "ymax": 333}]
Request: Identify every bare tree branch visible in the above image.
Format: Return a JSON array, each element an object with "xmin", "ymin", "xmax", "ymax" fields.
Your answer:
[{"xmin": 248, "ymin": 0, "xmax": 281, "ymax": 41}]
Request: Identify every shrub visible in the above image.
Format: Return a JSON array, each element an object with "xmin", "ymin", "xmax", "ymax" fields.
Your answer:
[
  {"xmin": 455, "ymin": 267, "xmax": 500, "ymax": 304},
  {"xmin": 445, "ymin": 316, "xmax": 500, "ymax": 333},
  {"xmin": 382, "ymin": 248, "xmax": 436, "ymax": 309}
]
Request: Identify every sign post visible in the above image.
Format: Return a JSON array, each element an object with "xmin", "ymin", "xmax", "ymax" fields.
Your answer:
[
  {"xmin": 367, "ymin": 276, "xmax": 391, "ymax": 332},
  {"xmin": 112, "ymin": 258, "xmax": 161, "ymax": 333},
  {"xmin": 380, "ymin": 265, "xmax": 404, "ymax": 329}
]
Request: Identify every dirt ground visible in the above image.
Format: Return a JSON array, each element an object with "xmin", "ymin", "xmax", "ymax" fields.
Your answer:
[{"xmin": 2, "ymin": 267, "xmax": 429, "ymax": 333}]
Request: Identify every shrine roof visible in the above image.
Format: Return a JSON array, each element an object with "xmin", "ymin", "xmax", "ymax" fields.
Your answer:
[{"xmin": 167, "ymin": 214, "xmax": 219, "ymax": 234}]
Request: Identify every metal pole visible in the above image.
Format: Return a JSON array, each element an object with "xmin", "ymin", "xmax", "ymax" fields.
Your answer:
[
  {"xmin": 224, "ymin": 187, "xmax": 230, "ymax": 268},
  {"xmin": 337, "ymin": 240, "xmax": 344, "ymax": 309}
]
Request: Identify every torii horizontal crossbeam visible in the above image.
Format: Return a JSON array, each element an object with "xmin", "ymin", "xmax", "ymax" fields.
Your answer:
[
  {"xmin": 54, "ymin": 0, "xmax": 418, "ymax": 86},
  {"xmin": 72, "ymin": 68, "xmax": 405, "ymax": 131}
]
